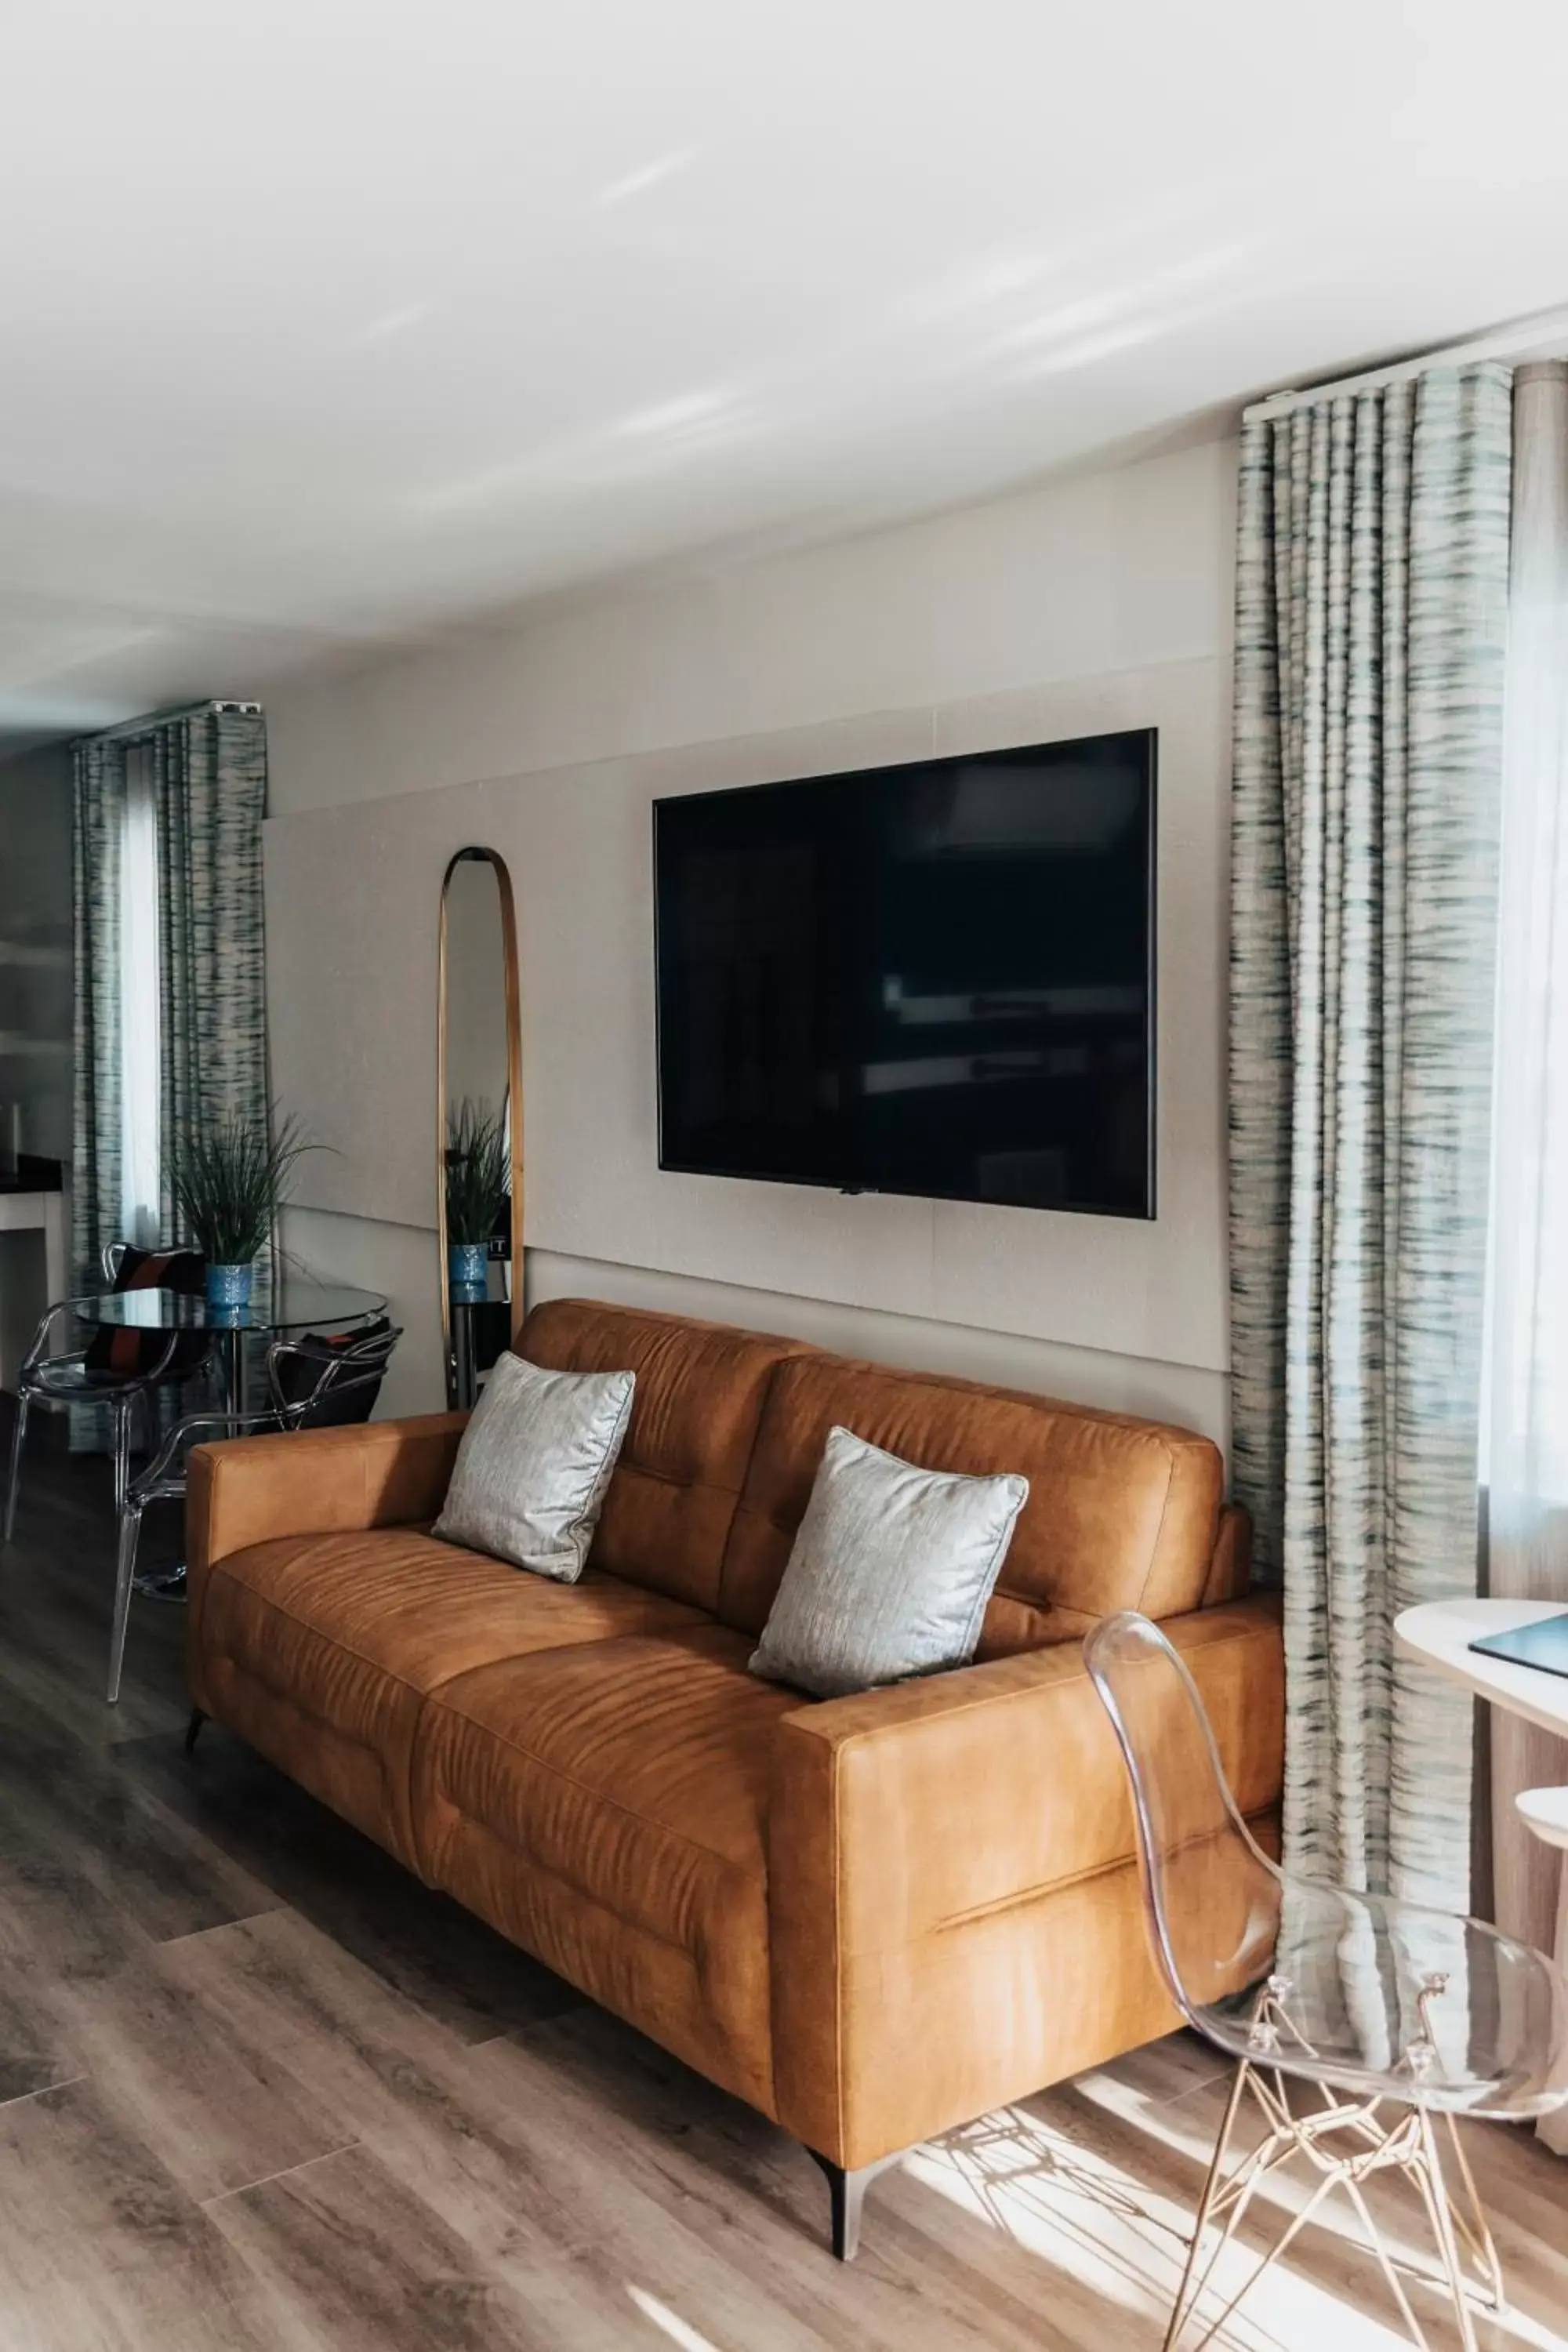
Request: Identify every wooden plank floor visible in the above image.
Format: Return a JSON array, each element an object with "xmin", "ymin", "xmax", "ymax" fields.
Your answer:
[{"xmin": 0, "ymin": 1397, "xmax": 1564, "ymax": 2350}]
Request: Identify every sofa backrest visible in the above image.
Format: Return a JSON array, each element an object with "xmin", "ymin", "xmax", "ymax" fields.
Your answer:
[
  {"xmin": 518, "ymin": 1298, "xmax": 811, "ymax": 1612},
  {"xmin": 521, "ymin": 1298, "xmax": 1240, "ymax": 1649},
  {"xmin": 718, "ymin": 1350, "xmax": 1229, "ymax": 1652}
]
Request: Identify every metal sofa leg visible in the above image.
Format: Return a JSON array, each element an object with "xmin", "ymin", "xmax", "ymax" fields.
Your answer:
[
  {"xmin": 806, "ymin": 2148, "xmax": 902, "ymax": 2261},
  {"xmin": 184, "ymin": 1708, "xmax": 206, "ymax": 1754}
]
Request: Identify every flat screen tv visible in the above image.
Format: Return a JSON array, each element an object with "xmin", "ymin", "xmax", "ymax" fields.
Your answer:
[{"xmin": 653, "ymin": 728, "xmax": 1156, "ymax": 1218}]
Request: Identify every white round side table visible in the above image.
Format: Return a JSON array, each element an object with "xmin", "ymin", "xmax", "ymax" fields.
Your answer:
[{"xmin": 1396, "ymin": 1600, "xmax": 1568, "ymax": 2155}]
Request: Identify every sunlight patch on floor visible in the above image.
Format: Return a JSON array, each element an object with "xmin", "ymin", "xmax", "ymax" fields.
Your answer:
[
  {"xmin": 1064, "ymin": 2069, "xmax": 1568, "ymax": 2350},
  {"xmin": 907, "ymin": 2118, "xmax": 1274, "ymax": 2351},
  {"xmin": 627, "ymin": 2283, "xmax": 729, "ymax": 2351},
  {"xmin": 903, "ymin": 2100, "xmax": 1544, "ymax": 2352}
]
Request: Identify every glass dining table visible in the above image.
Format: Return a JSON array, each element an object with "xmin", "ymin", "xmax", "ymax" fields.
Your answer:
[
  {"xmin": 76, "ymin": 1274, "xmax": 388, "ymax": 1421},
  {"xmin": 75, "ymin": 1275, "xmax": 387, "ymax": 1599}
]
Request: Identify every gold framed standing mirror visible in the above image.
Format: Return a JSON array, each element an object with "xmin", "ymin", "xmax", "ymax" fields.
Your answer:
[{"xmin": 437, "ymin": 847, "xmax": 524, "ymax": 1407}]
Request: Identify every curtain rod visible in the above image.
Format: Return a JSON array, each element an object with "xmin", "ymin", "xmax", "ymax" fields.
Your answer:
[
  {"xmin": 81, "ymin": 698, "xmax": 262, "ymax": 748},
  {"xmin": 1243, "ymin": 301, "xmax": 1568, "ymax": 424}
]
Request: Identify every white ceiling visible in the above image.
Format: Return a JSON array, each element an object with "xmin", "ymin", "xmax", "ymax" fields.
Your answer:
[{"xmin": 4, "ymin": 0, "xmax": 1568, "ymax": 756}]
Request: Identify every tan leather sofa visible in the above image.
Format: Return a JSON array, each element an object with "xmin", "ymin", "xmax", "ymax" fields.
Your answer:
[{"xmin": 185, "ymin": 1298, "xmax": 1284, "ymax": 2257}]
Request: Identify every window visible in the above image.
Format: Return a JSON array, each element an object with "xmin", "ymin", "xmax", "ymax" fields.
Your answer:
[
  {"xmin": 1483, "ymin": 361, "xmax": 1568, "ymax": 1509},
  {"xmin": 118, "ymin": 742, "xmax": 161, "ymax": 1247}
]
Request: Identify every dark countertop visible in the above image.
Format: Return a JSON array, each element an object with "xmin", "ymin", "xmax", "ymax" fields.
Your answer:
[{"xmin": 0, "ymin": 1155, "xmax": 63, "ymax": 1196}]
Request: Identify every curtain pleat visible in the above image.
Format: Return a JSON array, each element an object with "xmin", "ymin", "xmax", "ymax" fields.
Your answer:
[
  {"xmin": 1231, "ymin": 362, "xmax": 1512, "ymax": 1911},
  {"xmin": 155, "ymin": 706, "xmax": 270, "ymax": 1236}
]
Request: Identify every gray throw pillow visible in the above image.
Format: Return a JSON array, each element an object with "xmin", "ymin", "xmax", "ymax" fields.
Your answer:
[
  {"xmin": 748, "ymin": 1425, "xmax": 1028, "ymax": 1699},
  {"xmin": 434, "ymin": 1351, "xmax": 634, "ymax": 1582}
]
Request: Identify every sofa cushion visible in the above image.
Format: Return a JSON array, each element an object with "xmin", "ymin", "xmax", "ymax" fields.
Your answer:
[
  {"xmin": 412, "ymin": 1624, "xmax": 802, "ymax": 2114},
  {"xmin": 517, "ymin": 1298, "xmax": 813, "ymax": 1613},
  {"xmin": 719, "ymin": 1352, "xmax": 1224, "ymax": 1653},
  {"xmin": 434, "ymin": 1352, "xmax": 634, "ymax": 1581},
  {"xmin": 750, "ymin": 1425, "xmax": 1029, "ymax": 1697},
  {"xmin": 197, "ymin": 1527, "xmax": 703, "ymax": 1866}
]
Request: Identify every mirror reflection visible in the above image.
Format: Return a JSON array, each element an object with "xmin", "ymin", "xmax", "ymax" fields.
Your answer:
[{"xmin": 439, "ymin": 848, "xmax": 521, "ymax": 1407}]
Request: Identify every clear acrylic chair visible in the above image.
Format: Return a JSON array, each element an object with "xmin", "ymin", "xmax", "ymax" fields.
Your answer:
[
  {"xmin": 107, "ymin": 1323, "xmax": 400, "ymax": 1705},
  {"xmin": 1083, "ymin": 1610, "xmax": 1568, "ymax": 2352},
  {"xmin": 2, "ymin": 1243, "xmax": 211, "ymax": 1548}
]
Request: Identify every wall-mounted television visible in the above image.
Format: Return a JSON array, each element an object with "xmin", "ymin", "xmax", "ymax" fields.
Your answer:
[{"xmin": 653, "ymin": 728, "xmax": 1156, "ymax": 1218}]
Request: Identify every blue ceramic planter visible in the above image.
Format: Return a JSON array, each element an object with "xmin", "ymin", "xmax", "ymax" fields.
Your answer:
[
  {"xmin": 448, "ymin": 1241, "xmax": 488, "ymax": 1291},
  {"xmin": 205, "ymin": 1261, "xmax": 254, "ymax": 1309}
]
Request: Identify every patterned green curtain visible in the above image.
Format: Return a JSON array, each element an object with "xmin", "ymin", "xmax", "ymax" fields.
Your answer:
[
  {"xmin": 70, "ymin": 708, "xmax": 268, "ymax": 1447},
  {"xmin": 152, "ymin": 706, "xmax": 270, "ymax": 1232},
  {"xmin": 1230, "ymin": 364, "xmax": 1512, "ymax": 1911},
  {"xmin": 71, "ymin": 736, "xmax": 128, "ymax": 1288}
]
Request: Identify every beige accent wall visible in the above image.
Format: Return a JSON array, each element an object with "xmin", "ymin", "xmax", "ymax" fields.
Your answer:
[{"xmin": 265, "ymin": 435, "xmax": 1237, "ymax": 1439}]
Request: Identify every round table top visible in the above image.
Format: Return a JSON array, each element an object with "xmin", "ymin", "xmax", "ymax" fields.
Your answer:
[
  {"xmin": 1516, "ymin": 1786, "xmax": 1568, "ymax": 1853},
  {"xmin": 78, "ymin": 1277, "xmax": 387, "ymax": 1335},
  {"xmin": 1395, "ymin": 1597, "xmax": 1568, "ymax": 1742}
]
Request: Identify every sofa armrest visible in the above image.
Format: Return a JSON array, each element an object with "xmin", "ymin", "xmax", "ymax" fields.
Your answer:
[
  {"xmin": 187, "ymin": 1412, "xmax": 470, "ymax": 1581},
  {"xmin": 766, "ymin": 1593, "xmax": 1283, "ymax": 2165}
]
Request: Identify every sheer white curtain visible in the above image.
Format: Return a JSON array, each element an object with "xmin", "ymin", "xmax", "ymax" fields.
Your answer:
[
  {"xmin": 118, "ymin": 740, "xmax": 161, "ymax": 1249},
  {"xmin": 1487, "ymin": 360, "xmax": 1568, "ymax": 2150}
]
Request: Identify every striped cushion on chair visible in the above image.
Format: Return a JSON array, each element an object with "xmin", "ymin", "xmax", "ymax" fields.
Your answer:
[{"xmin": 84, "ymin": 1247, "xmax": 211, "ymax": 1381}]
